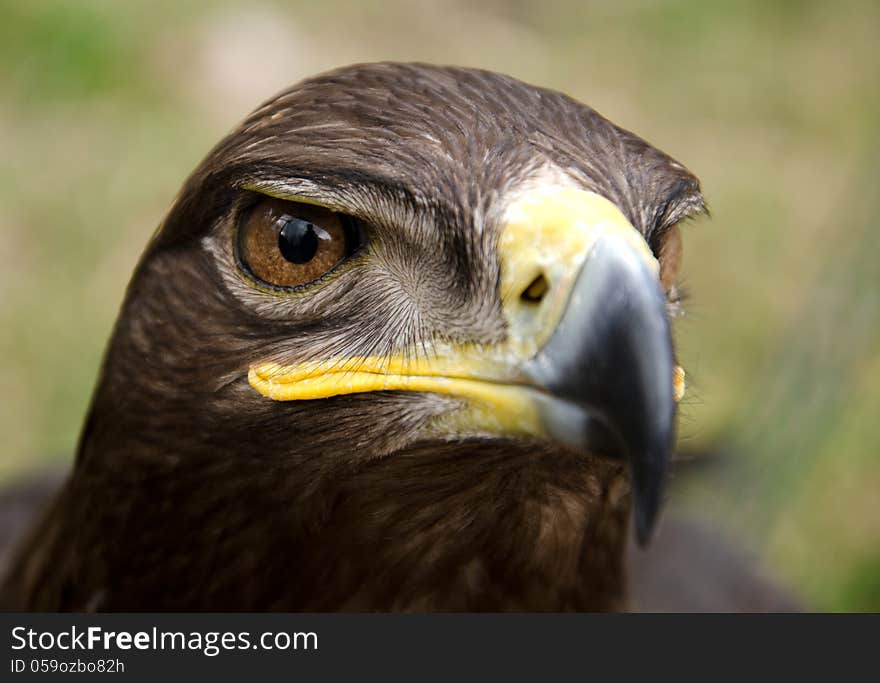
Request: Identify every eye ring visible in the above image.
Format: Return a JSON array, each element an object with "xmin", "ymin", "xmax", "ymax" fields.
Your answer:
[{"xmin": 235, "ymin": 196, "xmax": 365, "ymax": 292}]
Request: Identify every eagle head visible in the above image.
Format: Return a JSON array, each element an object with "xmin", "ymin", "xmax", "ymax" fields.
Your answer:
[{"xmin": 4, "ymin": 63, "xmax": 704, "ymax": 611}]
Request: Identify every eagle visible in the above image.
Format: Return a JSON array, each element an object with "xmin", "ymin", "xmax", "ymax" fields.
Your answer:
[{"xmin": 2, "ymin": 62, "xmax": 708, "ymax": 611}]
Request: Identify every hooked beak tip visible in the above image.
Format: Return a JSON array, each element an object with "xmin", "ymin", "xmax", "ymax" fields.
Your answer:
[{"xmin": 526, "ymin": 234, "xmax": 675, "ymax": 544}]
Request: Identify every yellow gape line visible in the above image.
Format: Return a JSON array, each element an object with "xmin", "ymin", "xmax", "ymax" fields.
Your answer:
[
  {"xmin": 248, "ymin": 358, "xmax": 545, "ymax": 437},
  {"xmin": 249, "ymin": 357, "xmax": 493, "ymax": 399}
]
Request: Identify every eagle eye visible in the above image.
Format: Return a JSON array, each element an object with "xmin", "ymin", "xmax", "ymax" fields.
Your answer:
[{"xmin": 237, "ymin": 197, "xmax": 362, "ymax": 290}]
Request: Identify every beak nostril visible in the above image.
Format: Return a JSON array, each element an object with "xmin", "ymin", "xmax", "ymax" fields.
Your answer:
[{"xmin": 521, "ymin": 273, "xmax": 549, "ymax": 303}]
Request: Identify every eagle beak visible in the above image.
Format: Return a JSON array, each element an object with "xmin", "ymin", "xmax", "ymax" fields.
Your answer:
[
  {"xmin": 523, "ymin": 231, "xmax": 675, "ymax": 544},
  {"xmin": 496, "ymin": 185, "xmax": 678, "ymax": 543}
]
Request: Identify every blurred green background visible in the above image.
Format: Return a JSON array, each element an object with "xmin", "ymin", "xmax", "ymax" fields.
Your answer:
[{"xmin": 1, "ymin": 0, "xmax": 877, "ymax": 610}]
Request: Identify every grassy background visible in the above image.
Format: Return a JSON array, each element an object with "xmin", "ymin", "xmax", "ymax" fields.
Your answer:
[{"xmin": 1, "ymin": 0, "xmax": 877, "ymax": 610}]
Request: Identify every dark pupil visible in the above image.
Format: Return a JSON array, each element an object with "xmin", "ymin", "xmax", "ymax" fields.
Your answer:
[{"xmin": 278, "ymin": 217, "xmax": 319, "ymax": 264}]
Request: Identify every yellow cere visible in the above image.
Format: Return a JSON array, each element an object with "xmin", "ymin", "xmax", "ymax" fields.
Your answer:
[{"xmin": 499, "ymin": 186, "xmax": 659, "ymax": 359}]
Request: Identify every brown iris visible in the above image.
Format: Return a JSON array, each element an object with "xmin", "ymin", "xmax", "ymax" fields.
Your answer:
[{"xmin": 237, "ymin": 197, "xmax": 361, "ymax": 289}]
